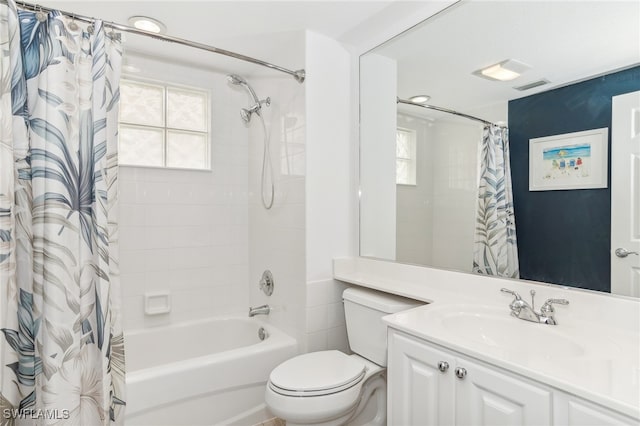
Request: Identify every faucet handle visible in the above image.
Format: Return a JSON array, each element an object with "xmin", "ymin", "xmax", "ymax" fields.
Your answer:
[
  {"xmin": 500, "ymin": 288, "xmax": 522, "ymax": 300},
  {"xmin": 540, "ymin": 298, "xmax": 569, "ymax": 314}
]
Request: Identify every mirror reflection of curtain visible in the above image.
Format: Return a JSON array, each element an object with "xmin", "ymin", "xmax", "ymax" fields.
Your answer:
[{"xmin": 473, "ymin": 125, "xmax": 520, "ymax": 278}]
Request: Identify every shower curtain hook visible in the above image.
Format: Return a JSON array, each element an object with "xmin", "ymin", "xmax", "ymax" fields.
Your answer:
[
  {"xmin": 107, "ymin": 24, "xmax": 121, "ymax": 42},
  {"xmin": 35, "ymin": 3, "xmax": 47, "ymax": 22},
  {"xmin": 68, "ymin": 13, "xmax": 79, "ymax": 31}
]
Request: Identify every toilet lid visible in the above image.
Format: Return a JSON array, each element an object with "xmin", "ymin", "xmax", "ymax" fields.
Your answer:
[{"xmin": 269, "ymin": 350, "xmax": 366, "ymax": 396}]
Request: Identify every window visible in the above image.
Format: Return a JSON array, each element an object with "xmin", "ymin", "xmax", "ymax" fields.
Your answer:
[
  {"xmin": 119, "ymin": 79, "xmax": 210, "ymax": 170},
  {"xmin": 396, "ymin": 128, "xmax": 417, "ymax": 185}
]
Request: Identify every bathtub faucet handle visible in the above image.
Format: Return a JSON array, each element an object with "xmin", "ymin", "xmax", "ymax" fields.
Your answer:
[{"xmin": 249, "ymin": 304, "xmax": 270, "ymax": 317}]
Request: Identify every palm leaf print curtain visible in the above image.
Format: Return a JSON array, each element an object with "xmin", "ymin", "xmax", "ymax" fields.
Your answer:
[
  {"xmin": 473, "ymin": 125, "xmax": 520, "ymax": 279},
  {"xmin": 0, "ymin": 1, "xmax": 125, "ymax": 424}
]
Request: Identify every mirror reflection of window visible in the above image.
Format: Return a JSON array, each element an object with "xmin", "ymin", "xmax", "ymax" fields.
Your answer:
[{"xmin": 396, "ymin": 128, "xmax": 417, "ymax": 185}]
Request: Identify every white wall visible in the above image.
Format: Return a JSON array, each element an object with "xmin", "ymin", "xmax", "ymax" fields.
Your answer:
[
  {"xmin": 303, "ymin": 31, "xmax": 354, "ymax": 353},
  {"xmin": 247, "ymin": 44, "xmax": 307, "ymax": 346},
  {"xmin": 430, "ymin": 118, "xmax": 482, "ymax": 272},
  {"xmin": 359, "ymin": 53, "xmax": 398, "ymax": 260},
  {"xmin": 394, "ymin": 114, "xmax": 482, "ymax": 272},
  {"xmin": 118, "ymin": 54, "xmax": 250, "ymax": 331},
  {"xmin": 396, "ymin": 114, "xmax": 434, "ymax": 265}
]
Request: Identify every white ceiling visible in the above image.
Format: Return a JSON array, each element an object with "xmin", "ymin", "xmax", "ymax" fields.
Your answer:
[
  {"xmin": 41, "ymin": 0, "xmax": 398, "ymax": 76},
  {"xmin": 376, "ymin": 0, "xmax": 640, "ymax": 122}
]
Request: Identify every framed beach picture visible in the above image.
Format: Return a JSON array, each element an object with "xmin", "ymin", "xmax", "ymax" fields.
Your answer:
[{"xmin": 529, "ymin": 128, "xmax": 608, "ymax": 191}]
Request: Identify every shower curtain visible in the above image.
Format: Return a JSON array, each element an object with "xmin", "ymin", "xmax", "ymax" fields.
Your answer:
[
  {"xmin": 0, "ymin": 2, "xmax": 125, "ymax": 424},
  {"xmin": 473, "ymin": 125, "xmax": 520, "ymax": 278}
]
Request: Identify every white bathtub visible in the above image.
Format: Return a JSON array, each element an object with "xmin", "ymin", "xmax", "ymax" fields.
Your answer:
[{"xmin": 125, "ymin": 317, "xmax": 297, "ymax": 426}]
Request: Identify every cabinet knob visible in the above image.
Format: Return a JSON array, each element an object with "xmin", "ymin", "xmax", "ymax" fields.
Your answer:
[
  {"xmin": 455, "ymin": 367, "xmax": 467, "ymax": 379},
  {"xmin": 437, "ymin": 361, "xmax": 449, "ymax": 372}
]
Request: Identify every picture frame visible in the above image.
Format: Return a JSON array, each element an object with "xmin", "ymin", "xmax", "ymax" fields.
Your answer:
[{"xmin": 529, "ymin": 128, "xmax": 608, "ymax": 191}]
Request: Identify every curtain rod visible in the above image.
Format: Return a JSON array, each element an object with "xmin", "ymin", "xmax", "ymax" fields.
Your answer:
[
  {"xmin": 397, "ymin": 98, "xmax": 506, "ymax": 129},
  {"xmin": 8, "ymin": 0, "xmax": 306, "ymax": 83}
]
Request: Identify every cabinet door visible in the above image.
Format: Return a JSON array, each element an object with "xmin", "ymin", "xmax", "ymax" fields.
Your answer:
[
  {"xmin": 554, "ymin": 392, "xmax": 639, "ymax": 425},
  {"xmin": 455, "ymin": 357, "xmax": 552, "ymax": 426},
  {"xmin": 388, "ymin": 330, "xmax": 455, "ymax": 426}
]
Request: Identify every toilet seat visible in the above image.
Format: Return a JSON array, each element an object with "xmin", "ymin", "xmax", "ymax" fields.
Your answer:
[{"xmin": 268, "ymin": 350, "xmax": 366, "ymax": 397}]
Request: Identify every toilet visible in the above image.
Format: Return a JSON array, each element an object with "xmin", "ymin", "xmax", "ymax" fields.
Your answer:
[{"xmin": 265, "ymin": 287, "xmax": 422, "ymax": 426}]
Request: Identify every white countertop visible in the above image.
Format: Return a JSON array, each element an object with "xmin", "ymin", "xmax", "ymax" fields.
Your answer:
[{"xmin": 334, "ymin": 257, "xmax": 640, "ymax": 419}]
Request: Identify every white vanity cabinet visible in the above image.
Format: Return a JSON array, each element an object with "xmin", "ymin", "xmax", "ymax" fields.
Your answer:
[
  {"xmin": 388, "ymin": 328, "xmax": 639, "ymax": 426},
  {"xmin": 553, "ymin": 393, "xmax": 639, "ymax": 426},
  {"xmin": 388, "ymin": 329, "xmax": 552, "ymax": 425}
]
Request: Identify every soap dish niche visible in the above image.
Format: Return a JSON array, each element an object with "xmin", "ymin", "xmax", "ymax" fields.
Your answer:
[{"xmin": 145, "ymin": 291, "xmax": 171, "ymax": 315}]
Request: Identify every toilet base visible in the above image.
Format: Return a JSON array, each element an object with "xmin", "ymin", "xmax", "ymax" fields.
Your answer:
[{"xmin": 267, "ymin": 355, "xmax": 386, "ymax": 426}]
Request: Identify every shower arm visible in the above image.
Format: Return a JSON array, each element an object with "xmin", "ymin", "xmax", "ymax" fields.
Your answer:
[{"xmin": 7, "ymin": 0, "xmax": 306, "ymax": 83}]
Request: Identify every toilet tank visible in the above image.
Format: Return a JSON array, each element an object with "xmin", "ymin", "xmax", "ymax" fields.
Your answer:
[{"xmin": 343, "ymin": 287, "xmax": 423, "ymax": 366}]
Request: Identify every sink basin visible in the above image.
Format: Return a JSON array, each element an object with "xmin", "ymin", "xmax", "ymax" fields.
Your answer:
[{"xmin": 430, "ymin": 305, "xmax": 586, "ymax": 359}]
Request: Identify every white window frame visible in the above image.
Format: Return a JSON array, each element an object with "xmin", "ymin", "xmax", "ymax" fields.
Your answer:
[
  {"xmin": 396, "ymin": 127, "xmax": 417, "ymax": 186},
  {"xmin": 118, "ymin": 77, "xmax": 211, "ymax": 171}
]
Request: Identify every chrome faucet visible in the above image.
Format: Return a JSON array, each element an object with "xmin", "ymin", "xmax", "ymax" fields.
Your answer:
[
  {"xmin": 248, "ymin": 304, "xmax": 270, "ymax": 317},
  {"xmin": 501, "ymin": 288, "xmax": 569, "ymax": 325}
]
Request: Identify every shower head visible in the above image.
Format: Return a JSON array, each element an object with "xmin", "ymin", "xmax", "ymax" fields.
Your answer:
[
  {"xmin": 227, "ymin": 74, "xmax": 270, "ymax": 123},
  {"xmin": 240, "ymin": 107, "xmax": 252, "ymax": 123},
  {"xmin": 227, "ymin": 74, "xmax": 247, "ymax": 86},
  {"xmin": 227, "ymin": 74, "xmax": 260, "ymax": 105}
]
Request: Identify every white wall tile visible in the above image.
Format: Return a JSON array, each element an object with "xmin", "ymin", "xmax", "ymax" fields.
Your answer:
[
  {"xmin": 248, "ymin": 67, "xmax": 307, "ymax": 345},
  {"xmin": 145, "ymin": 270, "xmax": 172, "ymax": 292},
  {"xmin": 119, "ymin": 204, "xmax": 146, "ymax": 227},
  {"xmin": 144, "ymin": 249, "xmax": 172, "ymax": 272},
  {"xmin": 328, "ymin": 280, "xmax": 348, "ymax": 304},
  {"xmin": 120, "ymin": 273, "xmax": 145, "ymax": 299},
  {"xmin": 118, "ymin": 58, "xmax": 251, "ymax": 332},
  {"xmin": 328, "ymin": 325, "xmax": 350, "ymax": 353},
  {"xmin": 122, "ymin": 295, "xmax": 144, "ymax": 330},
  {"xmin": 306, "ymin": 280, "xmax": 328, "ymax": 307},
  {"xmin": 327, "ymin": 302, "xmax": 345, "ymax": 329},
  {"xmin": 119, "ymin": 226, "xmax": 146, "ymax": 250},
  {"xmin": 305, "ymin": 330, "xmax": 328, "ymax": 353},
  {"xmin": 120, "ymin": 249, "xmax": 147, "ymax": 274},
  {"xmin": 306, "ymin": 305, "xmax": 328, "ymax": 333}
]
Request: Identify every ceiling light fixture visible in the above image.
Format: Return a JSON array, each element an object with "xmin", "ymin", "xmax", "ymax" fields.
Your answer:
[
  {"xmin": 473, "ymin": 59, "xmax": 530, "ymax": 82},
  {"xmin": 128, "ymin": 16, "xmax": 166, "ymax": 34},
  {"xmin": 409, "ymin": 95, "xmax": 431, "ymax": 104}
]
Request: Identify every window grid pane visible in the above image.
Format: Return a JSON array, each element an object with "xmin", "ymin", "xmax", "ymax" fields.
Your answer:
[
  {"xmin": 397, "ymin": 131, "xmax": 410, "ymax": 158},
  {"xmin": 120, "ymin": 81, "xmax": 165, "ymax": 127},
  {"xmin": 167, "ymin": 88, "xmax": 208, "ymax": 132},
  {"xmin": 397, "ymin": 159, "xmax": 409, "ymax": 184},
  {"xmin": 396, "ymin": 128, "xmax": 417, "ymax": 185},
  {"xmin": 166, "ymin": 130, "xmax": 208, "ymax": 169},
  {"xmin": 119, "ymin": 125, "xmax": 165, "ymax": 167},
  {"xmin": 119, "ymin": 79, "xmax": 210, "ymax": 170}
]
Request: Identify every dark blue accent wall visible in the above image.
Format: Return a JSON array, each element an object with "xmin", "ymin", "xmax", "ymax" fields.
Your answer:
[{"xmin": 508, "ymin": 66, "xmax": 640, "ymax": 293}]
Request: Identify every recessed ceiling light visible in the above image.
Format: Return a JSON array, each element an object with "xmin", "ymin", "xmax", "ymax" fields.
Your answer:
[
  {"xmin": 473, "ymin": 59, "xmax": 530, "ymax": 82},
  {"xmin": 128, "ymin": 16, "xmax": 166, "ymax": 34},
  {"xmin": 409, "ymin": 95, "xmax": 431, "ymax": 104}
]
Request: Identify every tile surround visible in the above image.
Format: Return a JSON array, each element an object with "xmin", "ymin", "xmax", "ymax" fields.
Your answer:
[
  {"xmin": 119, "ymin": 32, "xmax": 354, "ymax": 364},
  {"xmin": 118, "ymin": 56, "xmax": 251, "ymax": 331},
  {"xmin": 304, "ymin": 279, "xmax": 350, "ymax": 353}
]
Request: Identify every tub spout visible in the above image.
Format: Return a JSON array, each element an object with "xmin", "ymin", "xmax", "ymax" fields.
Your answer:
[{"xmin": 249, "ymin": 304, "xmax": 270, "ymax": 317}]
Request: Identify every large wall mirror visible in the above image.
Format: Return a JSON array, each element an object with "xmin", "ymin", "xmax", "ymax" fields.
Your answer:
[{"xmin": 359, "ymin": 0, "xmax": 640, "ymax": 296}]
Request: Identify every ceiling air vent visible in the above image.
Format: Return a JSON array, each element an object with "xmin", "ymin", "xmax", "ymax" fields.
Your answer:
[{"xmin": 514, "ymin": 79, "xmax": 550, "ymax": 91}]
